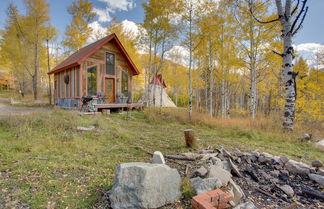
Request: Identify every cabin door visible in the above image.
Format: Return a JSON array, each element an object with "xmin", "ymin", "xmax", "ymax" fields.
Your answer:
[{"xmin": 105, "ymin": 78, "xmax": 115, "ymax": 103}]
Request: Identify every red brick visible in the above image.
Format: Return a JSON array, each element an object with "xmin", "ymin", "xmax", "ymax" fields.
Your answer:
[
  {"xmin": 191, "ymin": 189, "xmax": 233, "ymax": 209},
  {"xmin": 220, "ymin": 192, "xmax": 233, "ymax": 203}
]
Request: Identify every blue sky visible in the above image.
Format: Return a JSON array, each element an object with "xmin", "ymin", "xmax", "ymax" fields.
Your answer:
[{"xmin": 0, "ymin": 0, "xmax": 323, "ymax": 46}]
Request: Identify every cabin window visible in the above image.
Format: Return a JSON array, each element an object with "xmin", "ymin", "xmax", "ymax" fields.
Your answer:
[
  {"xmin": 87, "ymin": 66, "xmax": 97, "ymax": 96},
  {"xmin": 121, "ymin": 70, "xmax": 128, "ymax": 96},
  {"xmin": 106, "ymin": 52, "xmax": 115, "ymax": 75}
]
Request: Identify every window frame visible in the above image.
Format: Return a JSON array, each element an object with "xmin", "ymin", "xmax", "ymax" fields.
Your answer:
[
  {"xmin": 121, "ymin": 70, "xmax": 129, "ymax": 96},
  {"xmin": 105, "ymin": 52, "xmax": 115, "ymax": 76},
  {"xmin": 86, "ymin": 65, "xmax": 98, "ymax": 96}
]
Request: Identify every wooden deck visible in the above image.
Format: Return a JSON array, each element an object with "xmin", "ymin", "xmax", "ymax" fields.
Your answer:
[{"xmin": 94, "ymin": 103, "xmax": 144, "ymax": 110}]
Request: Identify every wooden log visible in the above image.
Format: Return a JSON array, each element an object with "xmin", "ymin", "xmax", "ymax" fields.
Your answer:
[
  {"xmin": 132, "ymin": 146, "xmax": 196, "ymax": 161},
  {"xmin": 184, "ymin": 129, "xmax": 196, "ymax": 148}
]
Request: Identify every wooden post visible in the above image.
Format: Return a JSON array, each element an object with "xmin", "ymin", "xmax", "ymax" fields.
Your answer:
[{"xmin": 184, "ymin": 129, "xmax": 196, "ymax": 148}]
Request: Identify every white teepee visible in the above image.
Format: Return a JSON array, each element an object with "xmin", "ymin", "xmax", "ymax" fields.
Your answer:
[{"xmin": 140, "ymin": 74, "xmax": 176, "ymax": 107}]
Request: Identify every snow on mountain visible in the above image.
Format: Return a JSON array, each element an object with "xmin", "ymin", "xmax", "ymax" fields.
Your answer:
[
  {"xmin": 294, "ymin": 43, "xmax": 324, "ymax": 69},
  {"xmin": 165, "ymin": 46, "xmax": 189, "ymax": 67},
  {"xmin": 120, "ymin": 20, "xmax": 144, "ymax": 38}
]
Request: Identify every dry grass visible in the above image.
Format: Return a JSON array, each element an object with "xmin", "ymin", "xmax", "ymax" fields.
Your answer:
[
  {"xmin": 0, "ymin": 108, "xmax": 322, "ymax": 208},
  {"xmin": 145, "ymin": 107, "xmax": 324, "ymax": 141}
]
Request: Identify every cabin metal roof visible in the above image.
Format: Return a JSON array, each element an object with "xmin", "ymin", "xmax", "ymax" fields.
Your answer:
[{"xmin": 48, "ymin": 33, "xmax": 140, "ymax": 75}]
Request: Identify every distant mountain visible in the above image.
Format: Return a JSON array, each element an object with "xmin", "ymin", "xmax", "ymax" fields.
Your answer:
[{"xmin": 294, "ymin": 43, "xmax": 324, "ymax": 69}]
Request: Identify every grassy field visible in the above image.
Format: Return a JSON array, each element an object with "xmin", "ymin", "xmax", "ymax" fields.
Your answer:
[{"xmin": 0, "ymin": 108, "xmax": 323, "ymax": 208}]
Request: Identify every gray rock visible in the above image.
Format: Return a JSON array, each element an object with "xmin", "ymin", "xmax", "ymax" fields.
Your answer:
[
  {"xmin": 228, "ymin": 179, "xmax": 245, "ymax": 206},
  {"xmin": 299, "ymin": 133, "xmax": 311, "ymax": 141},
  {"xmin": 317, "ymin": 169, "xmax": 324, "ymax": 176},
  {"xmin": 261, "ymin": 152, "xmax": 274, "ymax": 163},
  {"xmin": 279, "ymin": 156, "xmax": 289, "ymax": 165},
  {"xmin": 311, "ymin": 160, "xmax": 323, "ymax": 168},
  {"xmin": 279, "ymin": 185, "xmax": 294, "ymax": 196},
  {"xmin": 315, "ymin": 140, "xmax": 324, "ymax": 151},
  {"xmin": 285, "ymin": 160, "xmax": 310, "ymax": 175},
  {"xmin": 208, "ymin": 165, "xmax": 232, "ymax": 186},
  {"xmin": 308, "ymin": 173, "xmax": 324, "ymax": 186},
  {"xmin": 77, "ymin": 126, "xmax": 95, "ymax": 131},
  {"xmin": 190, "ymin": 177, "xmax": 222, "ymax": 194},
  {"xmin": 109, "ymin": 162, "xmax": 181, "ymax": 209},
  {"xmin": 152, "ymin": 151, "xmax": 165, "ymax": 164},
  {"xmin": 233, "ymin": 148, "xmax": 243, "ymax": 157},
  {"xmin": 211, "ymin": 156, "xmax": 222, "ymax": 165},
  {"xmin": 232, "ymin": 201, "xmax": 257, "ymax": 209},
  {"xmin": 221, "ymin": 160, "xmax": 231, "ymax": 172},
  {"xmin": 194, "ymin": 166, "xmax": 208, "ymax": 177},
  {"xmin": 251, "ymin": 150, "xmax": 260, "ymax": 157},
  {"xmin": 270, "ymin": 170, "xmax": 280, "ymax": 177}
]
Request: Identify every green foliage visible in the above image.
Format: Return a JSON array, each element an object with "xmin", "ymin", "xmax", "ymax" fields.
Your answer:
[
  {"xmin": 181, "ymin": 178, "xmax": 196, "ymax": 199},
  {"xmin": 62, "ymin": 0, "xmax": 96, "ymax": 53}
]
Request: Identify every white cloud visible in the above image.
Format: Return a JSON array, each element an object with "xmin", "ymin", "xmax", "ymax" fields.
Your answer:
[
  {"xmin": 98, "ymin": 0, "xmax": 135, "ymax": 11},
  {"xmin": 93, "ymin": 0, "xmax": 135, "ymax": 23},
  {"xmin": 93, "ymin": 7, "xmax": 113, "ymax": 23}
]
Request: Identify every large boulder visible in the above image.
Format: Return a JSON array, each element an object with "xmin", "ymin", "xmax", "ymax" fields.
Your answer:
[{"xmin": 109, "ymin": 162, "xmax": 181, "ymax": 209}]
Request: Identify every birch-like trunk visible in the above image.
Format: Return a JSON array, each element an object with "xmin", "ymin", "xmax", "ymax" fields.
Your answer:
[
  {"xmin": 208, "ymin": 37, "xmax": 213, "ymax": 119},
  {"xmin": 249, "ymin": 15, "xmax": 257, "ymax": 120},
  {"xmin": 146, "ymin": 37, "xmax": 152, "ymax": 106},
  {"xmin": 152, "ymin": 32, "xmax": 158, "ymax": 106},
  {"xmin": 188, "ymin": 3, "xmax": 193, "ymax": 120},
  {"xmin": 33, "ymin": 41, "xmax": 39, "ymax": 100},
  {"xmin": 275, "ymin": 0, "xmax": 296, "ymax": 130},
  {"xmin": 220, "ymin": 25, "xmax": 226, "ymax": 118},
  {"xmin": 46, "ymin": 39, "xmax": 52, "ymax": 105},
  {"xmin": 250, "ymin": 65, "xmax": 257, "ymax": 119}
]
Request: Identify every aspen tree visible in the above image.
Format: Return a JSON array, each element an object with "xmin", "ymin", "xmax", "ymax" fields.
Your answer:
[
  {"xmin": 63, "ymin": 0, "xmax": 95, "ymax": 53},
  {"xmin": 250, "ymin": 0, "xmax": 309, "ymax": 130}
]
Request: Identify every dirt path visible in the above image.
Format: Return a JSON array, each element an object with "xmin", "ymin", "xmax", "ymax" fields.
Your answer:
[{"xmin": 0, "ymin": 98, "xmax": 52, "ymax": 116}]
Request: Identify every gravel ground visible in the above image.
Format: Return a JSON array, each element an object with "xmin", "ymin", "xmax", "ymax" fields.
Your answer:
[{"xmin": 0, "ymin": 98, "xmax": 51, "ymax": 116}]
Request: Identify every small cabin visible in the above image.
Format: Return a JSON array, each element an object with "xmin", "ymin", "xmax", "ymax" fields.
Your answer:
[{"xmin": 48, "ymin": 33, "xmax": 140, "ymax": 109}]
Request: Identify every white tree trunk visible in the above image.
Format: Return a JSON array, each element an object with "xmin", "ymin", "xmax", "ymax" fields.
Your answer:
[
  {"xmin": 188, "ymin": 3, "xmax": 193, "ymax": 120},
  {"xmin": 250, "ymin": 66, "xmax": 257, "ymax": 119},
  {"xmin": 152, "ymin": 32, "xmax": 158, "ymax": 106},
  {"xmin": 275, "ymin": 0, "xmax": 296, "ymax": 130},
  {"xmin": 146, "ymin": 37, "xmax": 152, "ymax": 106},
  {"xmin": 209, "ymin": 37, "xmax": 213, "ymax": 119}
]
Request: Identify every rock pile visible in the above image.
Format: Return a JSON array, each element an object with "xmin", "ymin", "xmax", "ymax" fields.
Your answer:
[
  {"xmin": 103, "ymin": 148, "xmax": 323, "ymax": 209},
  {"xmin": 179, "ymin": 147, "xmax": 323, "ymax": 208}
]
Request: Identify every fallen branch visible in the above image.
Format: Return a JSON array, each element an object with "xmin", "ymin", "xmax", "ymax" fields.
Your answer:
[{"xmin": 132, "ymin": 146, "xmax": 196, "ymax": 161}]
